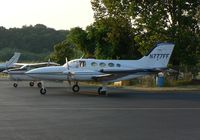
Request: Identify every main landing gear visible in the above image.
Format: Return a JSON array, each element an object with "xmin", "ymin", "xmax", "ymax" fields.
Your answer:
[
  {"xmin": 38, "ymin": 81, "xmax": 108, "ymax": 96},
  {"xmin": 13, "ymin": 81, "xmax": 42, "ymax": 88},
  {"xmin": 98, "ymin": 86, "xmax": 107, "ymax": 96},
  {"xmin": 39, "ymin": 81, "xmax": 46, "ymax": 95},
  {"xmin": 29, "ymin": 81, "xmax": 34, "ymax": 87},
  {"xmin": 39, "ymin": 82, "xmax": 80, "ymax": 95},
  {"xmin": 40, "ymin": 88, "xmax": 47, "ymax": 95},
  {"xmin": 30, "ymin": 81, "xmax": 42, "ymax": 88},
  {"xmin": 37, "ymin": 82, "xmax": 42, "ymax": 88}
]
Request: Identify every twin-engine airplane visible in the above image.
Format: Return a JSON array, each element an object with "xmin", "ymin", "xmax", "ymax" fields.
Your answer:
[
  {"xmin": 0, "ymin": 52, "xmax": 21, "ymax": 72},
  {"xmin": 26, "ymin": 42, "xmax": 175, "ymax": 95},
  {"xmin": 4, "ymin": 61, "xmax": 60, "ymax": 88}
]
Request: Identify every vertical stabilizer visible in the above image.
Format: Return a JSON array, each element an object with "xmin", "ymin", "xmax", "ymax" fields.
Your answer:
[
  {"xmin": 139, "ymin": 43, "xmax": 175, "ymax": 68},
  {"xmin": 6, "ymin": 52, "xmax": 21, "ymax": 68}
]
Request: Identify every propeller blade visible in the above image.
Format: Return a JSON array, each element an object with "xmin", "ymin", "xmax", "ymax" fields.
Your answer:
[
  {"xmin": 65, "ymin": 57, "xmax": 69, "ymax": 70},
  {"xmin": 47, "ymin": 58, "xmax": 51, "ymax": 66}
]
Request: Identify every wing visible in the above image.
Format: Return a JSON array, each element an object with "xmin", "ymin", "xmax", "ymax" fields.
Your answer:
[
  {"xmin": 99, "ymin": 67, "xmax": 166, "ymax": 74},
  {"xmin": 92, "ymin": 73, "xmax": 128, "ymax": 82},
  {"xmin": 92, "ymin": 67, "xmax": 167, "ymax": 82}
]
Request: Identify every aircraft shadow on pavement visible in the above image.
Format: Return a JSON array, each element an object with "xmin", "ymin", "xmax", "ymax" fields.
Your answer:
[{"xmin": 38, "ymin": 87, "xmax": 200, "ymax": 101}]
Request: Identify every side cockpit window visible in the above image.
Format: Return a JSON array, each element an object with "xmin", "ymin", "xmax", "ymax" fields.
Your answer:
[{"xmin": 79, "ymin": 61, "xmax": 86, "ymax": 67}]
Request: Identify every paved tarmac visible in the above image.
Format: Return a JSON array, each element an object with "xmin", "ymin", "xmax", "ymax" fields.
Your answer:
[{"xmin": 0, "ymin": 81, "xmax": 200, "ymax": 140}]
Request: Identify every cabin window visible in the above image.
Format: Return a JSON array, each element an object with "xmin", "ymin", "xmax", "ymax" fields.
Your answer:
[
  {"xmin": 79, "ymin": 61, "xmax": 86, "ymax": 67},
  {"xmin": 91, "ymin": 62, "xmax": 98, "ymax": 67},
  {"xmin": 108, "ymin": 63, "xmax": 114, "ymax": 67},
  {"xmin": 116, "ymin": 64, "xmax": 121, "ymax": 67},
  {"xmin": 99, "ymin": 62, "xmax": 106, "ymax": 67}
]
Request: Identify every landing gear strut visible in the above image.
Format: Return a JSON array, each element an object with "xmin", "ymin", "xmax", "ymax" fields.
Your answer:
[
  {"xmin": 37, "ymin": 82, "xmax": 42, "ymax": 88},
  {"xmin": 39, "ymin": 81, "xmax": 46, "ymax": 95}
]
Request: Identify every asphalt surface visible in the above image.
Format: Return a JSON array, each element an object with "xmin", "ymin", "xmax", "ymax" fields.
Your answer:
[{"xmin": 0, "ymin": 81, "xmax": 200, "ymax": 140}]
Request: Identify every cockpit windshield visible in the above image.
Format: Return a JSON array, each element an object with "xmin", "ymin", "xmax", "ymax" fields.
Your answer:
[
  {"xmin": 63, "ymin": 60, "xmax": 78, "ymax": 68},
  {"xmin": 64, "ymin": 60, "xmax": 86, "ymax": 68}
]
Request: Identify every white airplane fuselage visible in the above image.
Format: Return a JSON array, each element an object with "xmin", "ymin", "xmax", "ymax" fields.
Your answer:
[{"xmin": 26, "ymin": 59, "xmax": 149, "ymax": 82}]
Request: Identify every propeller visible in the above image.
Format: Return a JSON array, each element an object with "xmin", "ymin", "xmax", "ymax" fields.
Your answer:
[
  {"xmin": 65, "ymin": 57, "xmax": 73, "ymax": 86},
  {"xmin": 47, "ymin": 58, "xmax": 51, "ymax": 66},
  {"xmin": 65, "ymin": 57, "xmax": 69, "ymax": 70}
]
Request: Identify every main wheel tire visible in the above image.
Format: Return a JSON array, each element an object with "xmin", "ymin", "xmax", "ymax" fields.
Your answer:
[
  {"xmin": 37, "ymin": 82, "xmax": 42, "ymax": 88},
  {"xmin": 13, "ymin": 83, "xmax": 18, "ymax": 88},
  {"xmin": 29, "ymin": 82, "xmax": 34, "ymax": 87},
  {"xmin": 98, "ymin": 87, "xmax": 107, "ymax": 95},
  {"xmin": 40, "ymin": 88, "xmax": 46, "ymax": 95},
  {"xmin": 72, "ymin": 85, "xmax": 80, "ymax": 92}
]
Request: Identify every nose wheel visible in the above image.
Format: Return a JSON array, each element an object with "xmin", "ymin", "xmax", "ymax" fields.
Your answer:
[{"xmin": 72, "ymin": 84, "xmax": 80, "ymax": 92}]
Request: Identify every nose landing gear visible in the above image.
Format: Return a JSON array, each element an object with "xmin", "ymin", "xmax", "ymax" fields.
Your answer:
[
  {"xmin": 39, "ymin": 81, "xmax": 46, "ymax": 95},
  {"xmin": 72, "ymin": 82, "xmax": 80, "ymax": 93},
  {"xmin": 40, "ymin": 88, "xmax": 46, "ymax": 95}
]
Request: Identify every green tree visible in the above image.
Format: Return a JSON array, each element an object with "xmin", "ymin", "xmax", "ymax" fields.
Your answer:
[
  {"xmin": 67, "ymin": 27, "xmax": 95, "ymax": 58},
  {"xmin": 129, "ymin": 0, "xmax": 200, "ymax": 65},
  {"xmin": 0, "ymin": 24, "xmax": 68, "ymax": 61},
  {"xmin": 50, "ymin": 40, "xmax": 80, "ymax": 65},
  {"xmin": 90, "ymin": 0, "xmax": 141, "ymax": 59},
  {"xmin": 91, "ymin": 0, "xmax": 200, "ymax": 65},
  {"xmin": 86, "ymin": 23, "xmax": 113, "ymax": 59}
]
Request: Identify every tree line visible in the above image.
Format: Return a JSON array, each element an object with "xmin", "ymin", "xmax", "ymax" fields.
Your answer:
[
  {"xmin": 50, "ymin": 0, "xmax": 200, "ymax": 67},
  {"xmin": 0, "ymin": 24, "xmax": 68, "ymax": 61}
]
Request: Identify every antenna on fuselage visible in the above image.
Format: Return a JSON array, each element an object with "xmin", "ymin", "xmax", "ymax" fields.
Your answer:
[{"xmin": 80, "ymin": 54, "xmax": 84, "ymax": 59}]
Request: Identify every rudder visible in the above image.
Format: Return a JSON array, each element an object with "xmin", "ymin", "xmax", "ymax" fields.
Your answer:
[{"xmin": 139, "ymin": 43, "xmax": 175, "ymax": 68}]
